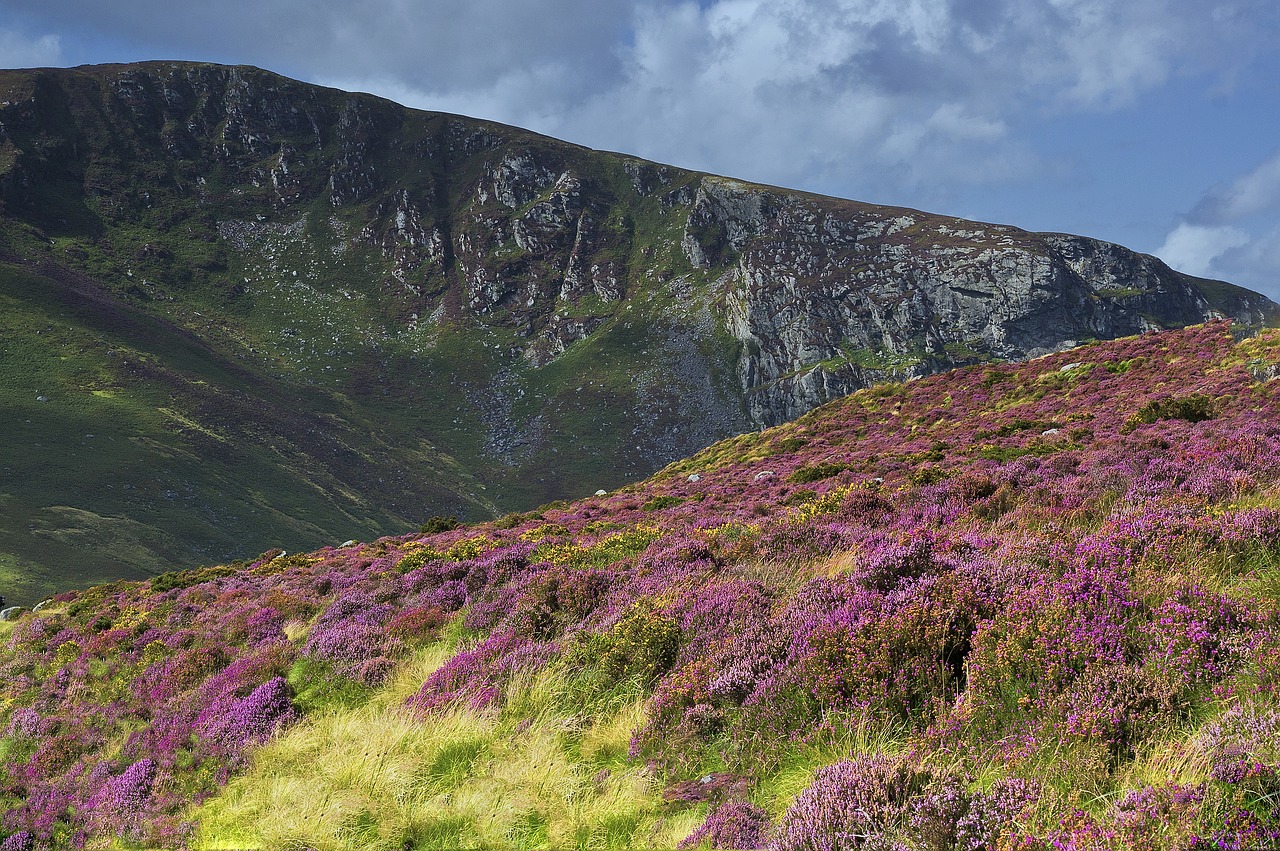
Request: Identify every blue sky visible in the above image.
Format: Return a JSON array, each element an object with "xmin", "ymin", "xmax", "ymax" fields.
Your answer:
[{"xmin": 2, "ymin": 0, "xmax": 1279, "ymax": 299}]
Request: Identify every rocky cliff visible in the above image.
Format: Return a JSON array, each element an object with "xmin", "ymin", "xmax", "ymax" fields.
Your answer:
[{"xmin": 0, "ymin": 61, "xmax": 1271, "ymax": 598}]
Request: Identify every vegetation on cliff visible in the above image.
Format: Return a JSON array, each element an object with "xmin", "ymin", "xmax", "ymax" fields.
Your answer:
[{"xmin": 1, "ymin": 62, "xmax": 1273, "ymax": 603}]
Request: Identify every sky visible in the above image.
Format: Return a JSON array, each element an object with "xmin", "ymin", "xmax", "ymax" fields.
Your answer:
[{"xmin": 1, "ymin": 0, "xmax": 1279, "ymax": 298}]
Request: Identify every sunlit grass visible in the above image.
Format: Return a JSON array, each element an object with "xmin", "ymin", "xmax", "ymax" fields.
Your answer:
[{"xmin": 192, "ymin": 645, "xmax": 698, "ymax": 850}]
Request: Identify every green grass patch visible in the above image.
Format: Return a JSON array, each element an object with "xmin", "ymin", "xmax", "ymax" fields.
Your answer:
[
  {"xmin": 286, "ymin": 658, "xmax": 375, "ymax": 714},
  {"xmin": 788, "ymin": 462, "xmax": 849, "ymax": 484},
  {"xmin": 1122, "ymin": 393, "xmax": 1219, "ymax": 433},
  {"xmin": 642, "ymin": 494, "xmax": 685, "ymax": 512}
]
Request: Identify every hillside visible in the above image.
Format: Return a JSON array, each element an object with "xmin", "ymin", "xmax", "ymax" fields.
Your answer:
[
  {"xmin": 1, "ymin": 61, "xmax": 1275, "ymax": 603},
  {"xmin": 4, "ymin": 322, "xmax": 1280, "ymax": 848}
]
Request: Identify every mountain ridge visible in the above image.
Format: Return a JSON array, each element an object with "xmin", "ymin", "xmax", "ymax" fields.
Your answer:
[{"xmin": 0, "ymin": 60, "xmax": 1273, "ymax": 603}]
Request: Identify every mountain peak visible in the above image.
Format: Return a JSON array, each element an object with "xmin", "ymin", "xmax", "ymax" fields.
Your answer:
[{"xmin": 0, "ymin": 61, "xmax": 1273, "ymax": 602}]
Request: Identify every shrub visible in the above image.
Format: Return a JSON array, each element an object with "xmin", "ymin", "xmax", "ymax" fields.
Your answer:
[
  {"xmin": 407, "ymin": 630, "xmax": 556, "ymax": 714},
  {"xmin": 1121, "ymin": 393, "xmax": 1218, "ymax": 433},
  {"xmin": 420, "ymin": 515, "xmax": 462, "ymax": 534},
  {"xmin": 494, "ymin": 511, "xmax": 536, "ymax": 530},
  {"xmin": 196, "ymin": 676, "xmax": 298, "ymax": 752},
  {"xmin": 89, "ymin": 758, "xmax": 157, "ymax": 835},
  {"xmin": 772, "ymin": 754, "xmax": 929, "ymax": 851},
  {"xmin": 781, "ymin": 488, "xmax": 817, "ymax": 506},
  {"xmin": 643, "ymin": 495, "xmax": 686, "ymax": 511},
  {"xmin": 0, "ymin": 833, "xmax": 34, "ymax": 851},
  {"xmin": 679, "ymin": 801, "xmax": 769, "ymax": 849},
  {"xmin": 576, "ymin": 603, "xmax": 681, "ymax": 688},
  {"xmin": 909, "ymin": 464, "xmax": 949, "ymax": 485},
  {"xmin": 150, "ymin": 564, "xmax": 237, "ymax": 593},
  {"xmin": 788, "ymin": 463, "xmax": 849, "ymax": 484},
  {"xmin": 396, "ymin": 546, "xmax": 444, "ymax": 575},
  {"xmin": 385, "ymin": 606, "xmax": 450, "ymax": 645}
]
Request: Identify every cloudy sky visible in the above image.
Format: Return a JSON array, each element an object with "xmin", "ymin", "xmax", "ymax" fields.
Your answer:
[{"xmin": 2, "ymin": 0, "xmax": 1279, "ymax": 297}]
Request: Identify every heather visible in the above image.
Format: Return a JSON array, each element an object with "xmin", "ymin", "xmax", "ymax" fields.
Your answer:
[{"xmin": 6, "ymin": 322, "xmax": 1280, "ymax": 848}]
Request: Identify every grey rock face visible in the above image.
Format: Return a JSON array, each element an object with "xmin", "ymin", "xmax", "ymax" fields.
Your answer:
[
  {"xmin": 692, "ymin": 184, "xmax": 1273, "ymax": 425},
  {"xmin": 1, "ymin": 60, "xmax": 1274, "ymax": 465}
]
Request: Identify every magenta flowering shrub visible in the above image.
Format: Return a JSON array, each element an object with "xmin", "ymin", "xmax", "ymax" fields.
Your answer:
[
  {"xmin": 774, "ymin": 761, "xmax": 1041, "ymax": 851},
  {"xmin": 195, "ymin": 676, "xmax": 298, "ymax": 753},
  {"xmin": 680, "ymin": 800, "xmax": 770, "ymax": 849},
  {"xmin": 669, "ymin": 579, "xmax": 775, "ymax": 665},
  {"xmin": 406, "ymin": 629, "xmax": 558, "ymax": 713},
  {"xmin": 1189, "ymin": 807, "xmax": 1280, "ymax": 850},
  {"xmin": 1145, "ymin": 584, "xmax": 1246, "ymax": 683},
  {"xmin": 303, "ymin": 618, "xmax": 404, "ymax": 670},
  {"xmin": 771, "ymin": 754, "xmax": 928, "ymax": 851},
  {"xmin": 4, "ymin": 709, "xmax": 41, "ymax": 741},
  {"xmin": 1197, "ymin": 704, "xmax": 1280, "ymax": 786},
  {"xmin": 952, "ymin": 777, "xmax": 1041, "ymax": 850},
  {"xmin": 243, "ymin": 606, "xmax": 287, "ymax": 646},
  {"xmin": 0, "ymin": 832, "xmax": 34, "ymax": 851},
  {"xmin": 1111, "ymin": 784, "xmax": 1203, "ymax": 850},
  {"xmin": 85, "ymin": 758, "xmax": 157, "ymax": 839}
]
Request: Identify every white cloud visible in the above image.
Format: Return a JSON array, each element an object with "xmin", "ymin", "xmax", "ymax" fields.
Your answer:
[
  {"xmin": 1193, "ymin": 223, "xmax": 1280, "ymax": 302},
  {"xmin": 1191, "ymin": 150, "xmax": 1280, "ymax": 224},
  {"xmin": 1157, "ymin": 149, "xmax": 1280, "ymax": 299},
  {"xmin": 504, "ymin": 0, "xmax": 1274, "ymax": 208},
  {"xmin": 925, "ymin": 104, "xmax": 1006, "ymax": 141},
  {"xmin": 6, "ymin": 0, "xmax": 1279, "ymax": 264},
  {"xmin": 1155, "ymin": 223, "xmax": 1249, "ymax": 278},
  {"xmin": 0, "ymin": 30, "xmax": 62, "ymax": 69},
  {"xmin": 1222, "ymin": 224, "xmax": 1280, "ymax": 289}
]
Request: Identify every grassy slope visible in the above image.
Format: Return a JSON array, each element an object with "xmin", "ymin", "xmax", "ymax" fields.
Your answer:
[
  {"xmin": 181, "ymin": 323, "xmax": 1280, "ymax": 850},
  {"xmin": 193, "ymin": 637, "xmax": 897, "ymax": 851},
  {"xmin": 0, "ymin": 258, "xmax": 498, "ymax": 604},
  {"xmin": 195, "ymin": 640, "xmax": 704, "ymax": 851},
  {"xmin": 7, "ymin": 323, "xmax": 1280, "ymax": 848}
]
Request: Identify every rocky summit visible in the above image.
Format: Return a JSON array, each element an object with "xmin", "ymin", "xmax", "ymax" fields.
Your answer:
[{"xmin": 0, "ymin": 61, "xmax": 1273, "ymax": 600}]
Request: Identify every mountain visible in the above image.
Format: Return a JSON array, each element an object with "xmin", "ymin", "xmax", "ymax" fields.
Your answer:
[
  {"xmin": 0, "ymin": 61, "xmax": 1274, "ymax": 603},
  {"xmin": 4, "ymin": 322, "xmax": 1280, "ymax": 848}
]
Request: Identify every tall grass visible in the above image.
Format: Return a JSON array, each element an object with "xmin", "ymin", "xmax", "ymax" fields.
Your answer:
[{"xmin": 192, "ymin": 647, "xmax": 701, "ymax": 850}]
